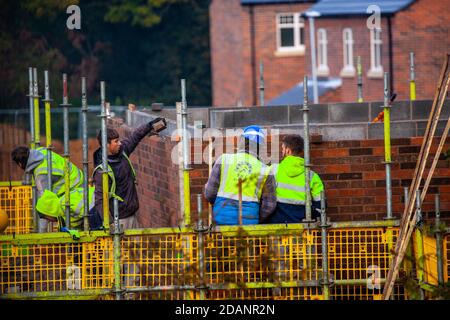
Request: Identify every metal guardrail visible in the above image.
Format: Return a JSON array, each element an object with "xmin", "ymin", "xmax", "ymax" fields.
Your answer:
[{"xmin": 0, "ymin": 185, "xmax": 446, "ymax": 300}]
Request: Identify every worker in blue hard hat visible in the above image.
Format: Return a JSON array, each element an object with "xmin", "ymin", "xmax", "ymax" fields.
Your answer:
[{"xmin": 204, "ymin": 125, "xmax": 276, "ymax": 225}]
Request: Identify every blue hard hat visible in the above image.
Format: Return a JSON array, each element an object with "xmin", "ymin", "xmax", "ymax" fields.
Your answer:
[{"xmin": 242, "ymin": 125, "xmax": 265, "ymax": 145}]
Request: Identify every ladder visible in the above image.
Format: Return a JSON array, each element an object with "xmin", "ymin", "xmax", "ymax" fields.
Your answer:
[{"xmin": 383, "ymin": 54, "xmax": 450, "ymax": 299}]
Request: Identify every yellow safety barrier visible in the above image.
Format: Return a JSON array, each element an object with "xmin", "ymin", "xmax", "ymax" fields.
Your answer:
[
  {"xmin": 0, "ymin": 225, "xmax": 413, "ymax": 300},
  {"xmin": 3, "ymin": 184, "xmax": 443, "ymax": 300},
  {"xmin": 0, "ymin": 186, "xmax": 33, "ymax": 235},
  {"xmin": 444, "ymin": 234, "xmax": 450, "ymax": 282},
  {"xmin": 421, "ymin": 235, "xmax": 439, "ymax": 286},
  {"xmin": 0, "ymin": 235, "xmax": 113, "ymax": 298}
]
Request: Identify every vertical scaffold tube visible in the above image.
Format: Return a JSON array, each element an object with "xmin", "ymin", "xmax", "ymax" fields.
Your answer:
[
  {"xmin": 81, "ymin": 77, "xmax": 89, "ymax": 231},
  {"xmin": 32, "ymin": 68, "xmax": 40, "ymax": 147},
  {"xmin": 402, "ymin": 186, "xmax": 413, "ymax": 278},
  {"xmin": 302, "ymin": 76, "xmax": 312, "ymax": 222},
  {"xmin": 28, "ymin": 68, "xmax": 36, "ymax": 150},
  {"xmin": 43, "ymin": 71, "xmax": 53, "ymax": 190},
  {"xmin": 176, "ymin": 102, "xmax": 185, "ymax": 225},
  {"xmin": 62, "ymin": 74, "xmax": 71, "ymax": 228},
  {"xmin": 383, "ymin": 73, "xmax": 393, "ymax": 220},
  {"xmin": 259, "ymin": 61, "xmax": 265, "ymax": 106},
  {"xmin": 435, "ymin": 194, "xmax": 444, "ymax": 285},
  {"xmin": 196, "ymin": 194, "xmax": 206, "ymax": 299},
  {"xmin": 28, "ymin": 68, "xmax": 38, "ymax": 232},
  {"xmin": 319, "ymin": 191, "xmax": 330, "ymax": 300},
  {"xmin": 113, "ymin": 197, "xmax": 121, "ymax": 300},
  {"xmin": 414, "ymin": 189, "xmax": 424, "ymax": 286},
  {"xmin": 410, "ymin": 52, "xmax": 416, "ymax": 101},
  {"xmin": 181, "ymin": 79, "xmax": 191, "ymax": 226},
  {"xmin": 100, "ymin": 81, "xmax": 110, "ymax": 230},
  {"xmin": 357, "ymin": 56, "xmax": 363, "ymax": 102}
]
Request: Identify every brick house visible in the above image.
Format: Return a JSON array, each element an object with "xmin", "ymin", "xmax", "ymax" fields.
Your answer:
[{"xmin": 209, "ymin": 0, "xmax": 450, "ymax": 106}]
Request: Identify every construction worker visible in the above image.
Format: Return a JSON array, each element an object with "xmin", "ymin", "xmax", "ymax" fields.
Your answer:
[
  {"xmin": 92, "ymin": 117, "xmax": 166, "ymax": 230},
  {"xmin": 35, "ymin": 187, "xmax": 98, "ymax": 236},
  {"xmin": 267, "ymin": 134, "xmax": 324, "ymax": 223},
  {"xmin": 204, "ymin": 125, "xmax": 276, "ymax": 225},
  {"xmin": 11, "ymin": 146, "xmax": 84, "ymax": 232}
]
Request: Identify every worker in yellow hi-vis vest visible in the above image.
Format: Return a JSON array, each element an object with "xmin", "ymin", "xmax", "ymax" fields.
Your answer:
[
  {"xmin": 36, "ymin": 187, "xmax": 99, "ymax": 237},
  {"xmin": 267, "ymin": 134, "xmax": 325, "ymax": 223},
  {"xmin": 11, "ymin": 146, "xmax": 84, "ymax": 232},
  {"xmin": 204, "ymin": 125, "xmax": 276, "ymax": 225}
]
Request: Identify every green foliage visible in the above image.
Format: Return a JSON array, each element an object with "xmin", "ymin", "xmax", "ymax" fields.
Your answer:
[
  {"xmin": 105, "ymin": 0, "xmax": 182, "ymax": 27},
  {"xmin": 0, "ymin": 0, "xmax": 211, "ymax": 109}
]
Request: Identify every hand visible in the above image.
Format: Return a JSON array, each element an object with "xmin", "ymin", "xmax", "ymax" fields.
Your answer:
[{"xmin": 148, "ymin": 117, "xmax": 167, "ymax": 134}]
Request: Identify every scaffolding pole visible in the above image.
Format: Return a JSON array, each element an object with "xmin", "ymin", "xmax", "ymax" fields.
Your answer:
[
  {"xmin": 302, "ymin": 76, "xmax": 313, "ymax": 223},
  {"xmin": 196, "ymin": 194, "xmax": 207, "ymax": 299},
  {"xmin": 357, "ymin": 56, "xmax": 363, "ymax": 102},
  {"xmin": 434, "ymin": 194, "xmax": 444, "ymax": 285},
  {"xmin": 100, "ymin": 81, "xmax": 110, "ymax": 231},
  {"xmin": 259, "ymin": 61, "xmax": 265, "ymax": 106},
  {"xmin": 410, "ymin": 52, "xmax": 416, "ymax": 101},
  {"xmin": 27, "ymin": 68, "xmax": 38, "ymax": 232},
  {"xmin": 383, "ymin": 72, "xmax": 393, "ymax": 220},
  {"xmin": 319, "ymin": 191, "xmax": 330, "ymax": 300},
  {"xmin": 28, "ymin": 68, "xmax": 36, "ymax": 150},
  {"xmin": 113, "ymin": 197, "xmax": 122, "ymax": 300},
  {"xmin": 43, "ymin": 71, "xmax": 53, "ymax": 191},
  {"xmin": 61, "ymin": 74, "xmax": 71, "ymax": 228},
  {"xmin": 181, "ymin": 79, "xmax": 191, "ymax": 226},
  {"xmin": 32, "ymin": 68, "xmax": 40, "ymax": 148},
  {"xmin": 81, "ymin": 77, "xmax": 89, "ymax": 231}
]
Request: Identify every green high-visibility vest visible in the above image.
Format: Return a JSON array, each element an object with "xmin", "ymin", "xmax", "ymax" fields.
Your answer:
[
  {"xmin": 92, "ymin": 151, "xmax": 136, "ymax": 202},
  {"xmin": 60, "ymin": 187, "xmax": 95, "ymax": 230},
  {"xmin": 34, "ymin": 147, "xmax": 84, "ymax": 196},
  {"xmin": 272, "ymin": 156, "xmax": 324, "ymax": 205},
  {"xmin": 217, "ymin": 153, "xmax": 270, "ymax": 202}
]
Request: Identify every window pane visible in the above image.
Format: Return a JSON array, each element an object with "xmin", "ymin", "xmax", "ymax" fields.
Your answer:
[
  {"xmin": 299, "ymin": 27, "xmax": 304, "ymax": 45},
  {"xmin": 280, "ymin": 28, "xmax": 294, "ymax": 47},
  {"xmin": 279, "ymin": 15, "xmax": 293, "ymax": 24}
]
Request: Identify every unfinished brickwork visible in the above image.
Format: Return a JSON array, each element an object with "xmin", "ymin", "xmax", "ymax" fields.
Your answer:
[{"xmin": 114, "ymin": 122, "xmax": 450, "ymax": 226}]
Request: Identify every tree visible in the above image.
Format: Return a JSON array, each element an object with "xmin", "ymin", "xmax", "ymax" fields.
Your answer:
[{"xmin": 0, "ymin": 0, "xmax": 211, "ymax": 109}]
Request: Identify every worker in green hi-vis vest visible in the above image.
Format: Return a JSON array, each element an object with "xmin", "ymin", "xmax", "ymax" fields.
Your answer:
[
  {"xmin": 11, "ymin": 146, "xmax": 84, "ymax": 232},
  {"xmin": 35, "ymin": 187, "xmax": 100, "ymax": 237}
]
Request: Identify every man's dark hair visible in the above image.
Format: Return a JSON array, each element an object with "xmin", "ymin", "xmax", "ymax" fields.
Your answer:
[
  {"xmin": 282, "ymin": 134, "xmax": 304, "ymax": 155},
  {"xmin": 97, "ymin": 128, "xmax": 120, "ymax": 146},
  {"xmin": 11, "ymin": 146, "xmax": 30, "ymax": 170}
]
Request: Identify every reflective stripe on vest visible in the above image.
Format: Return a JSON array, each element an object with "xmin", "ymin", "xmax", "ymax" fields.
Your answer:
[
  {"xmin": 34, "ymin": 148, "xmax": 84, "ymax": 196},
  {"xmin": 273, "ymin": 163, "xmax": 321, "ymax": 204},
  {"xmin": 217, "ymin": 153, "xmax": 269, "ymax": 202},
  {"xmin": 60, "ymin": 187, "xmax": 95, "ymax": 229}
]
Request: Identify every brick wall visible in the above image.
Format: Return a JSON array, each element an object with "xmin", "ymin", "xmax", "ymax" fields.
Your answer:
[
  {"xmin": 309, "ymin": 17, "xmax": 390, "ymax": 103},
  {"xmin": 0, "ymin": 123, "xmax": 97, "ymax": 182},
  {"xmin": 209, "ymin": 0, "xmax": 246, "ymax": 107},
  {"xmin": 310, "ymin": 137, "xmax": 450, "ymax": 222},
  {"xmin": 4, "ymin": 122, "xmax": 448, "ymax": 226},
  {"xmin": 114, "ymin": 123, "xmax": 181, "ymax": 228},
  {"xmin": 210, "ymin": 0, "xmax": 450, "ymax": 106},
  {"xmin": 210, "ymin": 0, "xmax": 311, "ymax": 106},
  {"xmin": 117, "ymin": 126, "xmax": 450, "ymax": 225},
  {"xmin": 392, "ymin": 0, "xmax": 450, "ymax": 102}
]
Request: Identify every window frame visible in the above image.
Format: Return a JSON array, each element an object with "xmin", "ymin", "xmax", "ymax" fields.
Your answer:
[
  {"xmin": 317, "ymin": 28, "xmax": 329, "ymax": 76},
  {"xmin": 275, "ymin": 12, "xmax": 305, "ymax": 56},
  {"xmin": 368, "ymin": 28, "xmax": 383, "ymax": 78},
  {"xmin": 340, "ymin": 28, "xmax": 355, "ymax": 77}
]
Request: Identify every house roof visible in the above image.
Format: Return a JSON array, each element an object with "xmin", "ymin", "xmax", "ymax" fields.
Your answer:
[
  {"xmin": 241, "ymin": 0, "xmax": 315, "ymax": 5},
  {"xmin": 267, "ymin": 77, "xmax": 342, "ymax": 106},
  {"xmin": 305, "ymin": 0, "xmax": 416, "ymax": 17}
]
